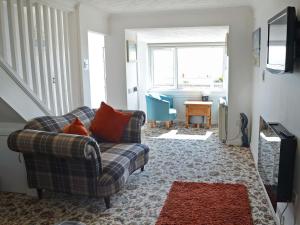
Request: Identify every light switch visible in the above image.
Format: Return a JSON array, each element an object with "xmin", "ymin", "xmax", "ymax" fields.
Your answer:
[{"xmin": 83, "ymin": 59, "xmax": 89, "ymax": 71}]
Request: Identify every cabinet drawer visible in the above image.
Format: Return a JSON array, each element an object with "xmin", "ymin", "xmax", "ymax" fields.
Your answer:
[{"xmin": 186, "ymin": 105, "xmax": 210, "ymax": 116}]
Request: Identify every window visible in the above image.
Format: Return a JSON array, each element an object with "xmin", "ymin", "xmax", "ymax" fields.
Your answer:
[
  {"xmin": 150, "ymin": 44, "xmax": 227, "ymax": 89},
  {"xmin": 152, "ymin": 48, "xmax": 175, "ymax": 86}
]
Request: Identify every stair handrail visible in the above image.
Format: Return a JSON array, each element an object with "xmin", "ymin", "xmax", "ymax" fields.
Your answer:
[{"xmin": 0, "ymin": 56, "xmax": 52, "ymax": 116}]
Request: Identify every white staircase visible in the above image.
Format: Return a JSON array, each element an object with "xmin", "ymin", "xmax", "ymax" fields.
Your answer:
[
  {"xmin": 0, "ymin": 0, "xmax": 77, "ymax": 194},
  {"xmin": 0, "ymin": 0, "xmax": 73, "ymax": 120}
]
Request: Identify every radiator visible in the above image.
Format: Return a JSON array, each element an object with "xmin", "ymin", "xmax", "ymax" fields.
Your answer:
[{"xmin": 218, "ymin": 97, "xmax": 228, "ymax": 143}]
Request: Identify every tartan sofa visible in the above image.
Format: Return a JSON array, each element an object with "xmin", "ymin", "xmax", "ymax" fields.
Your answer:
[{"xmin": 7, "ymin": 106, "xmax": 149, "ymax": 208}]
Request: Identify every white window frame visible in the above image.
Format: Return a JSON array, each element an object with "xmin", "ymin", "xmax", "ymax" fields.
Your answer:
[
  {"xmin": 150, "ymin": 46, "xmax": 176, "ymax": 87},
  {"xmin": 149, "ymin": 42, "xmax": 227, "ymax": 90}
]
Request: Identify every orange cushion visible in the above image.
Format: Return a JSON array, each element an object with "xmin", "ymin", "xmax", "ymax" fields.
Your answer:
[
  {"xmin": 63, "ymin": 117, "xmax": 89, "ymax": 136},
  {"xmin": 90, "ymin": 102, "xmax": 132, "ymax": 142}
]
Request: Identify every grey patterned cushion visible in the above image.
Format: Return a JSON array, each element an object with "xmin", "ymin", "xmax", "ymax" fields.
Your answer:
[{"xmin": 25, "ymin": 106, "xmax": 95, "ymax": 132}]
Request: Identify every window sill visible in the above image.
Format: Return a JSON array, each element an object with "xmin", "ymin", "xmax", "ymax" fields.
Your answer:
[
  {"xmin": 149, "ymin": 87, "xmax": 225, "ymax": 92},
  {"xmin": 148, "ymin": 87, "xmax": 226, "ymax": 97}
]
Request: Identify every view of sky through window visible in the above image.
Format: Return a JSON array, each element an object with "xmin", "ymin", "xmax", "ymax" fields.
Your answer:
[{"xmin": 151, "ymin": 46, "xmax": 226, "ymax": 89}]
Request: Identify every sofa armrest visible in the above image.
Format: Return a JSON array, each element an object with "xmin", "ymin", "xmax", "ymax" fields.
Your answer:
[
  {"xmin": 118, "ymin": 110, "xmax": 146, "ymax": 143},
  {"xmin": 160, "ymin": 95, "xmax": 174, "ymax": 108},
  {"xmin": 7, "ymin": 129, "xmax": 102, "ymax": 163}
]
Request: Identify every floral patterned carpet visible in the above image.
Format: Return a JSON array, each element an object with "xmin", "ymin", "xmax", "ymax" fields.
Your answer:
[{"xmin": 0, "ymin": 126, "xmax": 276, "ymax": 225}]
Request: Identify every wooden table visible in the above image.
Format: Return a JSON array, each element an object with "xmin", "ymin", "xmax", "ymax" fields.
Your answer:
[{"xmin": 184, "ymin": 101, "xmax": 213, "ymax": 128}]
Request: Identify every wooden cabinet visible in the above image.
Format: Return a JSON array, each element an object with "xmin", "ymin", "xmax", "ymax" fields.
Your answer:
[{"xmin": 184, "ymin": 101, "xmax": 212, "ymax": 128}]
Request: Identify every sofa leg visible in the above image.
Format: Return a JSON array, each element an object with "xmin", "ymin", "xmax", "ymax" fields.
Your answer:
[
  {"xmin": 37, "ymin": 188, "xmax": 43, "ymax": 199},
  {"xmin": 141, "ymin": 166, "xmax": 144, "ymax": 172},
  {"xmin": 104, "ymin": 197, "xmax": 111, "ymax": 209},
  {"xmin": 152, "ymin": 121, "xmax": 157, "ymax": 128},
  {"xmin": 149, "ymin": 121, "xmax": 156, "ymax": 128},
  {"xmin": 165, "ymin": 121, "xmax": 171, "ymax": 129}
]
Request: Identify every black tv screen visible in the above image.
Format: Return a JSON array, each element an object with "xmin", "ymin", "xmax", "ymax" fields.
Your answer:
[{"xmin": 267, "ymin": 7, "xmax": 297, "ymax": 73}]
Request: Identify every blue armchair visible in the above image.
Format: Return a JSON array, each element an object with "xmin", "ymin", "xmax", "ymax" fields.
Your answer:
[{"xmin": 145, "ymin": 93, "xmax": 177, "ymax": 128}]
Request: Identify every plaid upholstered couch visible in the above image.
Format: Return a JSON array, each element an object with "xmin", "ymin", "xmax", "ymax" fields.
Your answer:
[{"xmin": 7, "ymin": 106, "xmax": 149, "ymax": 208}]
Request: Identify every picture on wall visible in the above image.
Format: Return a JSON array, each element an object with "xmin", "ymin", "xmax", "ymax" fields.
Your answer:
[
  {"xmin": 126, "ymin": 40, "xmax": 137, "ymax": 62},
  {"xmin": 252, "ymin": 28, "xmax": 261, "ymax": 67}
]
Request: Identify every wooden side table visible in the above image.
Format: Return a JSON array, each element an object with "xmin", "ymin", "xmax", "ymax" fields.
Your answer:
[{"xmin": 184, "ymin": 101, "xmax": 213, "ymax": 128}]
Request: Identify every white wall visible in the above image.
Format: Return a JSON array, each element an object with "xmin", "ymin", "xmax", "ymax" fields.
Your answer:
[
  {"xmin": 136, "ymin": 38, "xmax": 150, "ymax": 114},
  {"xmin": 76, "ymin": 4, "xmax": 109, "ymax": 107},
  {"xmin": 105, "ymin": 7, "xmax": 253, "ymax": 144},
  {"xmin": 0, "ymin": 123, "xmax": 28, "ymax": 194},
  {"xmin": 251, "ymin": 1, "xmax": 300, "ymax": 224},
  {"xmin": 68, "ymin": 11, "xmax": 82, "ymax": 110},
  {"xmin": 0, "ymin": 98, "xmax": 25, "ymax": 123},
  {"xmin": 125, "ymin": 30, "xmax": 139, "ymax": 110}
]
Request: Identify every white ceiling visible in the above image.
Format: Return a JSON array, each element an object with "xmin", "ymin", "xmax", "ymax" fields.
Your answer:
[
  {"xmin": 59, "ymin": 0, "xmax": 253, "ymax": 13},
  {"xmin": 135, "ymin": 26, "xmax": 229, "ymax": 43}
]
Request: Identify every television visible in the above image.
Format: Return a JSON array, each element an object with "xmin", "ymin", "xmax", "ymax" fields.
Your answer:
[
  {"xmin": 258, "ymin": 117, "xmax": 297, "ymax": 210},
  {"xmin": 267, "ymin": 7, "xmax": 297, "ymax": 74}
]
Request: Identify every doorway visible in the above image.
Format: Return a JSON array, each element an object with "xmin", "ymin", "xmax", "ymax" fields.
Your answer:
[
  {"xmin": 88, "ymin": 31, "xmax": 106, "ymax": 108},
  {"xmin": 126, "ymin": 27, "xmax": 229, "ymax": 127}
]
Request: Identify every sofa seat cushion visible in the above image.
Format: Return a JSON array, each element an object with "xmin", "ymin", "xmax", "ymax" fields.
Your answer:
[
  {"xmin": 169, "ymin": 108, "xmax": 177, "ymax": 120},
  {"xmin": 98, "ymin": 142, "xmax": 116, "ymax": 153},
  {"xmin": 96, "ymin": 143, "xmax": 149, "ymax": 197}
]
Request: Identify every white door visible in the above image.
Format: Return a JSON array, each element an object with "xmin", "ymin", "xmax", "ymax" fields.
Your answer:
[
  {"xmin": 126, "ymin": 60, "xmax": 139, "ymax": 110},
  {"xmin": 88, "ymin": 32, "xmax": 106, "ymax": 108}
]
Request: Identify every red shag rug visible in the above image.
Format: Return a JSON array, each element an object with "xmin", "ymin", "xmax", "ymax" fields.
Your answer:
[{"xmin": 156, "ymin": 182, "xmax": 254, "ymax": 225}]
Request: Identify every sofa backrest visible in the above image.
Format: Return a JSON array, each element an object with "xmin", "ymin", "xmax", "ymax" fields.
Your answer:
[
  {"xmin": 25, "ymin": 106, "xmax": 95, "ymax": 132},
  {"xmin": 148, "ymin": 93, "xmax": 174, "ymax": 108}
]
